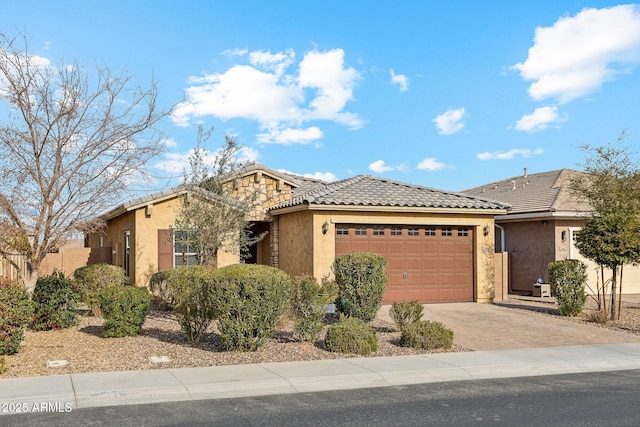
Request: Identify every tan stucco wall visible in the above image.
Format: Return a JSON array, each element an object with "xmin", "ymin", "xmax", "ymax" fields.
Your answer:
[{"xmin": 276, "ymin": 209, "xmax": 499, "ymax": 302}]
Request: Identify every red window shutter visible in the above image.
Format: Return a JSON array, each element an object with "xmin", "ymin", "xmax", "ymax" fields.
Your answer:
[{"xmin": 158, "ymin": 229, "xmax": 173, "ymax": 271}]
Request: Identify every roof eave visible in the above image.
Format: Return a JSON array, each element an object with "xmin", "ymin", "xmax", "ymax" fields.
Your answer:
[{"xmin": 269, "ymin": 204, "xmax": 508, "ymax": 216}]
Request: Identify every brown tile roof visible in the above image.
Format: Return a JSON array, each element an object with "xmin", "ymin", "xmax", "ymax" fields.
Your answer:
[
  {"xmin": 270, "ymin": 175, "xmax": 509, "ymax": 211},
  {"xmin": 462, "ymin": 169, "xmax": 591, "ymax": 215}
]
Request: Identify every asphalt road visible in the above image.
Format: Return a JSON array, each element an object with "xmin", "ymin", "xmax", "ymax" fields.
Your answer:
[{"xmin": 3, "ymin": 369, "xmax": 640, "ymax": 426}]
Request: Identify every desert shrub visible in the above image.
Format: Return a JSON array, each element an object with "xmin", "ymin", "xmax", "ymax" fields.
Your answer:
[
  {"xmin": 149, "ymin": 271, "xmax": 174, "ymax": 309},
  {"xmin": 166, "ymin": 266, "xmax": 215, "ymax": 342},
  {"xmin": 32, "ymin": 270, "xmax": 79, "ymax": 331},
  {"xmin": 0, "ymin": 278, "xmax": 33, "ymax": 355},
  {"xmin": 99, "ymin": 286, "xmax": 151, "ymax": 338},
  {"xmin": 291, "ymin": 275, "xmax": 338, "ymax": 342},
  {"xmin": 0, "ymin": 356, "xmax": 6, "ymax": 374},
  {"xmin": 209, "ymin": 264, "xmax": 292, "ymax": 352},
  {"xmin": 324, "ymin": 316, "xmax": 378, "ymax": 356},
  {"xmin": 389, "ymin": 301, "xmax": 424, "ymax": 331},
  {"xmin": 548, "ymin": 259, "xmax": 588, "ymax": 317},
  {"xmin": 400, "ymin": 320, "xmax": 454, "ymax": 350},
  {"xmin": 332, "ymin": 252, "xmax": 388, "ymax": 322},
  {"xmin": 73, "ymin": 263, "xmax": 125, "ymax": 315}
]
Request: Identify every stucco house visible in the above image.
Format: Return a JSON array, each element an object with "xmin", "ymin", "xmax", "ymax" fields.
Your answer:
[
  {"xmin": 463, "ymin": 168, "xmax": 640, "ymax": 296},
  {"xmin": 86, "ymin": 164, "xmax": 509, "ymax": 303}
]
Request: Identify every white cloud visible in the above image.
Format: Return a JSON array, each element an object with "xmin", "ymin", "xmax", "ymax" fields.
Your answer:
[
  {"xmin": 369, "ymin": 160, "xmax": 394, "ymax": 173},
  {"xmin": 433, "ymin": 108, "xmax": 466, "ymax": 135},
  {"xmin": 257, "ymin": 126, "xmax": 323, "ymax": 145},
  {"xmin": 417, "ymin": 158, "xmax": 446, "ymax": 171},
  {"xmin": 173, "ymin": 48, "xmax": 362, "ymax": 144},
  {"xmin": 515, "ymin": 106, "xmax": 564, "ymax": 132},
  {"xmin": 278, "ymin": 169, "xmax": 337, "ymax": 182},
  {"xmin": 476, "ymin": 148, "xmax": 544, "ymax": 160},
  {"xmin": 155, "ymin": 145, "xmax": 261, "ymax": 176},
  {"xmin": 513, "ymin": 5, "xmax": 640, "ymax": 103},
  {"xmin": 368, "ymin": 160, "xmax": 407, "ymax": 173},
  {"xmin": 162, "ymin": 137, "xmax": 178, "ymax": 148},
  {"xmin": 390, "ymin": 69, "xmax": 409, "ymax": 92}
]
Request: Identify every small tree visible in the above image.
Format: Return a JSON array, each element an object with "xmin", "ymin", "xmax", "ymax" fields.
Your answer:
[
  {"xmin": 172, "ymin": 126, "xmax": 264, "ymax": 266},
  {"xmin": 571, "ymin": 131, "xmax": 640, "ymax": 320},
  {"xmin": 0, "ymin": 32, "xmax": 168, "ymax": 292}
]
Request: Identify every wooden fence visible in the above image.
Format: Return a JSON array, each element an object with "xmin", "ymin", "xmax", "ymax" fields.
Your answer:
[{"xmin": 1, "ymin": 247, "xmax": 112, "ymax": 282}]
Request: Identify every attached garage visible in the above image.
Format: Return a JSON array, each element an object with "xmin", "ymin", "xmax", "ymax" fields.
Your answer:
[{"xmin": 335, "ymin": 224, "xmax": 474, "ymax": 303}]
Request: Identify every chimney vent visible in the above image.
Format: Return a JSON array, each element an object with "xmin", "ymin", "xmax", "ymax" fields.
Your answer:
[
  {"xmin": 524, "ymin": 167, "xmax": 528, "ymax": 177},
  {"xmin": 511, "ymin": 180, "xmax": 516, "ymax": 190}
]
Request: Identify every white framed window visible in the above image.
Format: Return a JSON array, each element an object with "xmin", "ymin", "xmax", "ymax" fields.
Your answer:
[
  {"xmin": 123, "ymin": 231, "xmax": 131, "ymax": 278},
  {"xmin": 174, "ymin": 230, "xmax": 198, "ymax": 267}
]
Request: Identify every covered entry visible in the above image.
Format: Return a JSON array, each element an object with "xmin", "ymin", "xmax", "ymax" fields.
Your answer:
[{"xmin": 335, "ymin": 224, "xmax": 474, "ymax": 303}]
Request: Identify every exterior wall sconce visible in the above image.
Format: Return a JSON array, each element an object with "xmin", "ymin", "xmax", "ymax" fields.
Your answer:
[
  {"xmin": 483, "ymin": 224, "xmax": 490, "ymax": 236},
  {"xmin": 322, "ymin": 220, "xmax": 329, "ymax": 235},
  {"xmin": 561, "ymin": 230, "xmax": 567, "ymax": 242}
]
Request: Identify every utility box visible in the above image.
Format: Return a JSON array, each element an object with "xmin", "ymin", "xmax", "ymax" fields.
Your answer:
[{"xmin": 532, "ymin": 283, "xmax": 551, "ymax": 298}]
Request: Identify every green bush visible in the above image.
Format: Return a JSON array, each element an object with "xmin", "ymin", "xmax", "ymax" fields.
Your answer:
[
  {"xmin": 400, "ymin": 320, "xmax": 454, "ymax": 350},
  {"xmin": 149, "ymin": 271, "xmax": 174, "ymax": 309},
  {"xmin": 210, "ymin": 264, "xmax": 292, "ymax": 352},
  {"xmin": 389, "ymin": 301, "xmax": 424, "ymax": 331},
  {"xmin": 291, "ymin": 275, "xmax": 338, "ymax": 342},
  {"xmin": 332, "ymin": 252, "xmax": 388, "ymax": 322},
  {"xmin": 32, "ymin": 270, "xmax": 79, "ymax": 331},
  {"xmin": 548, "ymin": 259, "xmax": 588, "ymax": 317},
  {"xmin": 324, "ymin": 316, "xmax": 378, "ymax": 356},
  {"xmin": 0, "ymin": 278, "xmax": 33, "ymax": 355},
  {"xmin": 166, "ymin": 266, "xmax": 215, "ymax": 342},
  {"xmin": 73, "ymin": 263, "xmax": 125, "ymax": 315},
  {"xmin": 99, "ymin": 286, "xmax": 151, "ymax": 338}
]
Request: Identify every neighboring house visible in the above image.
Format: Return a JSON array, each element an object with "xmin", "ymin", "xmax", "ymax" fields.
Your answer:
[
  {"xmin": 86, "ymin": 164, "xmax": 509, "ymax": 303},
  {"xmin": 463, "ymin": 168, "xmax": 640, "ymax": 295}
]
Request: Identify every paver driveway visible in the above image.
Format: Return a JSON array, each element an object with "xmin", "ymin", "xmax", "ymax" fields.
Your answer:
[{"xmin": 377, "ymin": 302, "xmax": 640, "ymax": 351}]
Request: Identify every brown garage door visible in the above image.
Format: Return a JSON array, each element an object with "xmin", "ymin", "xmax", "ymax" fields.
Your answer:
[{"xmin": 335, "ymin": 224, "xmax": 474, "ymax": 303}]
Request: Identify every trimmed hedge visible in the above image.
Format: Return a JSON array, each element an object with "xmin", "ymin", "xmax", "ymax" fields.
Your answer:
[
  {"xmin": 389, "ymin": 301, "xmax": 424, "ymax": 331},
  {"xmin": 324, "ymin": 316, "xmax": 378, "ymax": 356},
  {"xmin": 333, "ymin": 252, "xmax": 388, "ymax": 322},
  {"xmin": 166, "ymin": 266, "xmax": 215, "ymax": 342},
  {"xmin": 209, "ymin": 264, "xmax": 292, "ymax": 352},
  {"xmin": 73, "ymin": 263, "xmax": 125, "ymax": 315},
  {"xmin": 399, "ymin": 320, "xmax": 454, "ymax": 350},
  {"xmin": 291, "ymin": 275, "xmax": 338, "ymax": 342},
  {"xmin": 548, "ymin": 259, "xmax": 588, "ymax": 317},
  {"xmin": 32, "ymin": 271, "xmax": 79, "ymax": 331},
  {"xmin": 0, "ymin": 278, "xmax": 33, "ymax": 355},
  {"xmin": 99, "ymin": 286, "xmax": 151, "ymax": 338}
]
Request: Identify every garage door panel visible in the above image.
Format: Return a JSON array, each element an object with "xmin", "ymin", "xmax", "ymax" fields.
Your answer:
[{"xmin": 335, "ymin": 224, "xmax": 474, "ymax": 303}]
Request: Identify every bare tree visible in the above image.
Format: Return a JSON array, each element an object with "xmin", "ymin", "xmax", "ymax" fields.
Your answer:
[
  {"xmin": 173, "ymin": 126, "xmax": 264, "ymax": 267},
  {"xmin": 0, "ymin": 33, "xmax": 169, "ymax": 291}
]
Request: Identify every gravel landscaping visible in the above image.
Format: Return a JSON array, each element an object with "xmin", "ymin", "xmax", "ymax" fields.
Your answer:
[
  {"xmin": 0, "ymin": 309, "xmax": 466, "ymax": 379},
  {"xmin": 3, "ymin": 295, "xmax": 640, "ymax": 379}
]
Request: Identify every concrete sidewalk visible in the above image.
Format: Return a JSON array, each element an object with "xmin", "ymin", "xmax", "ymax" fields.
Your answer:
[{"xmin": 2, "ymin": 343, "xmax": 640, "ymax": 415}]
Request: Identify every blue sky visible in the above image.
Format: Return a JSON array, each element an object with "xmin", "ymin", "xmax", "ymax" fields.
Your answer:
[{"xmin": 3, "ymin": 1, "xmax": 640, "ymax": 195}]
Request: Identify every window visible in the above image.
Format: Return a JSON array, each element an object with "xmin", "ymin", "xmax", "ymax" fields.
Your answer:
[
  {"xmin": 425, "ymin": 227, "xmax": 436, "ymax": 236},
  {"xmin": 174, "ymin": 230, "xmax": 198, "ymax": 267},
  {"xmin": 441, "ymin": 227, "xmax": 452, "ymax": 237},
  {"xmin": 373, "ymin": 226, "xmax": 385, "ymax": 236},
  {"xmin": 407, "ymin": 227, "xmax": 420, "ymax": 236},
  {"xmin": 391, "ymin": 227, "xmax": 402, "ymax": 236},
  {"xmin": 336, "ymin": 225, "xmax": 349, "ymax": 235},
  {"xmin": 457, "ymin": 227, "xmax": 469, "ymax": 237},
  {"xmin": 355, "ymin": 225, "xmax": 367, "ymax": 236}
]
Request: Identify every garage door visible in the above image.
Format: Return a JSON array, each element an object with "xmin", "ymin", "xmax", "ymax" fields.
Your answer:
[{"xmin": 335, "ymin": 224, "xmax": 474, "ymax": 303}]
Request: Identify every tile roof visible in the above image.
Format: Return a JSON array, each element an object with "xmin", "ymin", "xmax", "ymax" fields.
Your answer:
[
  {"xmin": 270, "ymin": 175, "xmax": 509, "ymax": 211},
  {"xmin": 462, "ymin": 169, "xmax": 591, "ymax": 215}
]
